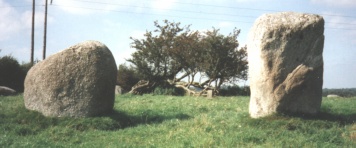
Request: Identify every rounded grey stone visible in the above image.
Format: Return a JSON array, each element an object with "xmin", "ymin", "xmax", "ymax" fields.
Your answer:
[{"xmin": 24, "ymin": 40, "xmax": 117, "ymax": 117}]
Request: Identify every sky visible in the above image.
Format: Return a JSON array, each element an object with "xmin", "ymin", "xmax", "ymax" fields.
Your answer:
[{"xmin": 0, "ymin": 0, "xmax": 355, "ymax": 88}]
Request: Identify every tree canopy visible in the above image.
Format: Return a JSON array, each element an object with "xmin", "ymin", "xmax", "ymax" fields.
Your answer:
[{"xmin": 127, "ymin": 20, "xmax": 248, "ymax": 95}]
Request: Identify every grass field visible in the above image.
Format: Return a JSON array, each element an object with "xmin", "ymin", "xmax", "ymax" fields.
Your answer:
[{"xmin": 0, "ymin": 94, "xmax": 355, "ymax": 147}]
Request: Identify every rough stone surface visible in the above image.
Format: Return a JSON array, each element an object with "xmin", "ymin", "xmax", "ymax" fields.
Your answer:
[
  {"xmin": 247, "ymin": 12, "xmax": 324, "ymax": 118},
  {"xmin": 0, "ymin": 86, "xmax": 16, "ymax": 96},
  {"xmin": 24, "ymin": 41, "xmax": 117, "ymax": 117}
]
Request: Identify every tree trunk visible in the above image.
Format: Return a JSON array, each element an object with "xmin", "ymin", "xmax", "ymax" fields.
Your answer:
[
  {"xmin": 200, "ymin": 78, "xmax": 216, "ymax": 87},
  {"xmin": 129, "ymin": 80, "xmax": 156, "ymax": 95},
  {"xmin": 217, "ymin": 78, "xmax": 224, "ymax": 90},
  {"xmin": 198, "ymin": 79, "xmax": 214, "ymax": 96},
  {"xmin": 175, "ymin": 84, "xmax": 196, "ymax": 96},
  {"xmin": 175, "ymin": 72, "xmax": 189, "ymax": 82},
  {"xmin": 187, "ymin": 72, "xmax": 197, "ymax": 88}
]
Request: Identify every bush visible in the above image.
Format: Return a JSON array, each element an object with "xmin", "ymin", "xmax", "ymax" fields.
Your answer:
[
  {"xmin": 20, "ymin": 62, "xmax": 34, "ymax": 74},
  {"xmin": 0, "ymin": 56, "xmax": 25, "ymax": 92},
  {"xmin": 116, "ymin": 64, "xmax": 140, "ymax": 93},
  {"xmin": 153, "ymin": 86, "xmax": 185, "ymax": 96},
  {"xmin": 219, "ymin": 85, "xmax": 250, "ymax": 96}
]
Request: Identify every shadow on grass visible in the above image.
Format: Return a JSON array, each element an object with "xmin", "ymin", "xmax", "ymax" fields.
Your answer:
[
  {"xmin": 280, "ymin": 111, "xmax": 356, "ymax": 125},
  {"xmin": 105, "ymin": 110, "xmax": 192, "ymax": 130},
  {"xmin": 60, "ymin": 109, "xmax": 192, "ymax": 132},
  {"xmin": 3, "ymin": 106, "xmax": 192, "ymax": 135},
  {"xmin": 309, "ymin": 112, "xmax": 354, "ymax": 125}
]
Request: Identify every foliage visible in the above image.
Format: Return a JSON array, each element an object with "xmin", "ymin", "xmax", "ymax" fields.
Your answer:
[
  {"xmin": 323, "ymin": 88, "xmax": 356, "ymax": 97},
  {"xmin": 128, "ymin": 20, "xmax": 248, "ymax": 94},
  {"xmin": 128, "ymin": 20, "xmax": 189, "ymax": 83},
  {"xmin": 199, "ymin": 28, "xmax": 248, "ymax": 89},
  {"xmin": 1, "ymin": 94, "xmax": 355, "ymax": 147},
  {"xmin": 116, "ymin": 63, "xmax": 140, "ymax": 93},
  {"xmin": 20, "ymin": 61, "xmax": 34, "ymax": 75},
  {"xmin": 0, "ymin": 55, "xmax": 33, "ymax": 92},
  {"xmin": 219, "ymin": 85, "xmax": 250, "ymax": 96},
  {"xmin": 153, "ymin": 86, "xmax": 185, "ymax": 96}
]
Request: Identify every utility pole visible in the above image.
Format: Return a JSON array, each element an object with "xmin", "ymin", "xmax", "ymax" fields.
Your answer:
[
  {"xmin": 31, "ymin": 0, "xmax": 35, "ymax": 64},
  {"xmin": 43, "ymin": 0, "xmax": 53, "ymax": 60},
  {"xmin": 43, "ymin": 0, "xmax": 48, "ymax": 60}
]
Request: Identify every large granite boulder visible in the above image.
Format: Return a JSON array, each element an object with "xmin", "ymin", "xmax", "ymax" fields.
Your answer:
[
  {"xmin": 0, "ymin": 86, "xmax": 16, "ymax": 96},
  {"xmin": 24, "ymin": 41, "xmax": 117, "ymax": 117},
  {"xmin": 247, "ymin": 12, "xmax": 324, "ymax": 118}
]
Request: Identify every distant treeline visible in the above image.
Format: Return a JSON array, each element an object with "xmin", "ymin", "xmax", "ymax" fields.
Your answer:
[
  {"xmin": 219, "ymin": 85, "xmax": 250, "ymax": 96},
  {"xmin": 322, "ymin": 88, "xmax": 356, "ymax": 97},
  {"xmin": 219, "ymin": 87, "xmax": 356, "ymax": 97}
]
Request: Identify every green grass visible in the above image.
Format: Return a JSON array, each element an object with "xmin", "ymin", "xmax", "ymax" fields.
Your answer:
[{"xmin": 0, "ymin": 94, "xmax": 355, "ymax": 147}]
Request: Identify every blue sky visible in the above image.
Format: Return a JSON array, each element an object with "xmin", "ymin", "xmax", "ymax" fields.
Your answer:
[{"xmin": 1, "ymin": 0, "xmax": 355, "ymax": 88}]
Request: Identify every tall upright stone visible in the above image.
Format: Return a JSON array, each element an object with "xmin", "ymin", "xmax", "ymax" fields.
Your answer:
[
  {"xmin": 247, "ymin": 12, "xmax": 324, "ymax": 118},
  {"xmin": 24, "ymin": 41, "xmax": 117, "ymax": 117}
]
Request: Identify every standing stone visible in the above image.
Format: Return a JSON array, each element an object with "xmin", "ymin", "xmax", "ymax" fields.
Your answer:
[
  {"xmin": 247, "ymin": 12, "xmax": 324, "ymax": 118},
  {"xmin": 115, "ymin": 85, "xmax": 122, "ymax": 95},
  {"xmin": 24, "ymin": 41, "xmax": 117, "ymax": 117}
]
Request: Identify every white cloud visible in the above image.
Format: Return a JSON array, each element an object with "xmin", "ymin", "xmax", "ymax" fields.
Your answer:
[
  {"xmin": 0, "ymin": 0, "xmax": 22, "ymax": 41},
  {"xmin": 311, "ymin": 0, "xmax": 356, "ymax": 7},
  {"xmin": 53, "ymin": 0, "xmax": 95, "ymax": 14},
  {"xmin": 218, "ymin": 21, "xmax": 233, "ymax": 28},
  {"xmin": 51, "ymin": 0, "xmax": 178, "ymax": 15},
  {"xmin": 53, "ymin": 0, "xmax": 151, "ymax": 15},
  {"xmin": 111, "ymin": 30, "xmax": 148, "ymax": 64},
  {"xmin": 234, "ymin": 0, "xmax": 272, "ymax": 3},
  {"xmin": 151, "ymin": 0, "xmax": 176, "ymax": 10},
  {"xmin": 102, "ymin": 19, "xmax": 122, "ymax": 33},
  {"xmin": 235, "ymin": 0, "xmax": 254, "ymax": 2},
  {"xmin": 0, "ymin": 0, "xmax": 52, "ymax": 41},
  {"xmin": 21, "ymin": 10, "xmax": 49, "ymax": 29},
  {"xmin": 113, "ymin": 47, "xmax": 135, "ymax": 64},
  {"xmin": 322, "ymin": 11, "xmax": 356, "ymax": 44},
  {"xmin": 112, "ymin": 42, "xmax": 135, "ymax": 64}
]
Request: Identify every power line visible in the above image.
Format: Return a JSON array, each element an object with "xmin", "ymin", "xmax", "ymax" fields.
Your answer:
[
  {"xmin": 51, "ymin": 4, "xmax": 254, "ymax": 24},
  {"xmin": 64, "ymin": 0, "xmax": 356, "ymax": 26},
  {"xmin": 64, "ymin": 0, "xmax": 257, "ymax": 19},
  {"xmin": 51, "ymin": 4, "xmax": 356, "ymax": 31},
  {"xmin": 4, "ymin": 0, "xmax": 356, "ymax": 20},
  {"xmin": 71, "ymin": 0, "xmax": 356, "ymax": 19},
  {"xmin": 4, "ymin": 1, "xmax": 356, "ymax": 22},
  {"xmin": 3, "ymin": 1, "xmax": 356, "ymax": 29},
  {"xmin": 164, "ymin": 0, "xmax": 356, "ymax": 18}
]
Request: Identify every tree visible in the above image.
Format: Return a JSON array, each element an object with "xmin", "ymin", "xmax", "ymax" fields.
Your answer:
[
  {"xmin": 199, "ymin": 28, "xmax": 248, "ymax": 92},
  {"xmin": 128, "ymin": 20, "xmax": 248, "ymax": 95},
  {"xmin": 128, "ymin": 20, "xmax": 191, "ymax": 94},
  {"xmin": 171, "ymin": 30, "xmax": 203, "ymax": 85}
]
